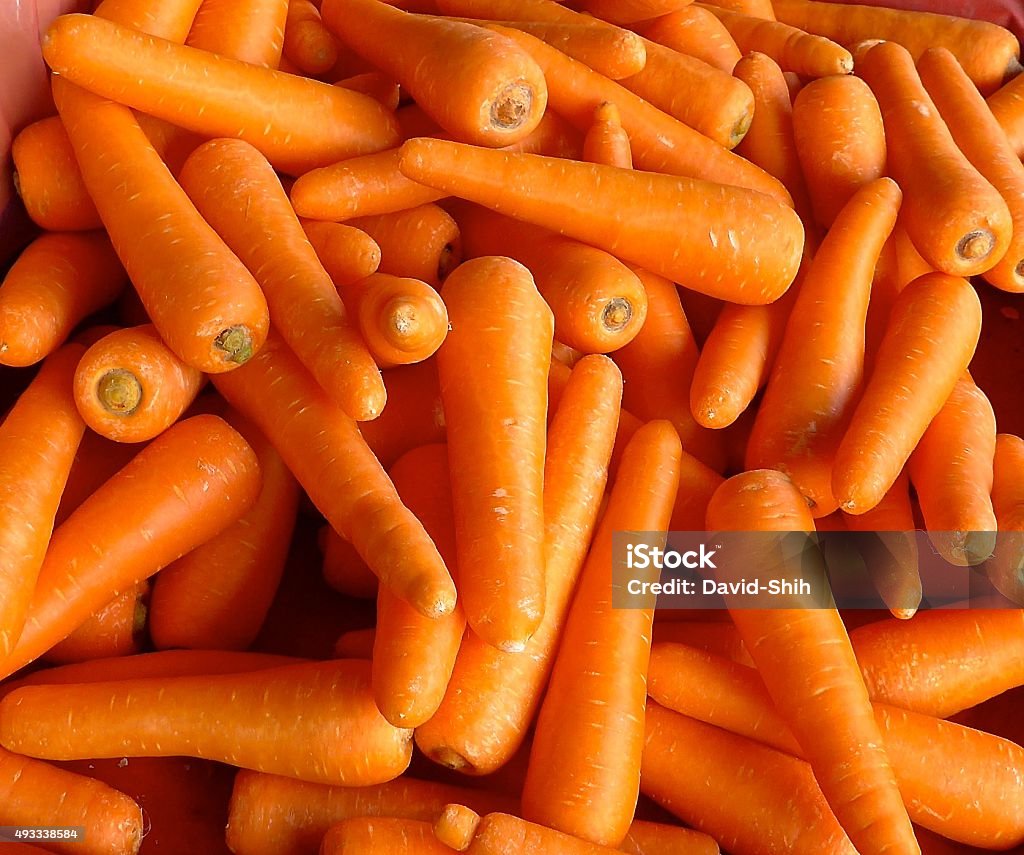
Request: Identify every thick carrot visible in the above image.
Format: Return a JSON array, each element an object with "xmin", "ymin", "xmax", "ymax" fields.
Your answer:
[
  {"xmin": 832, "ymin": 272, "xmax": 982, "ymax": 514},
  {"xmin": 347, "ymin": 203, "xmax": 461, "ymax": 287},
  {"xmin": 706, "ymin": 469, "xmax": 917, "ymax": 855},
  {"xmin": 0, "ymin": 660, "xmax": 412, "ymax": 786},
  {"xmin": 850, "ymin": 609, "xmax": 1024, "ymax": 718},
  {"xmin": 450, "ymin": 201, "xmax": 647, "ymax": 354},
  {"xmin": 43, "ymin": 580, "xmax": 148, "ymax": 664},
  {"xmin": 582, "ymin": 102, "xmax": 632, "ymax": 169},
  {"xmin": 618, "ymin": 820, "xmax": 720, "ymax": 855},
  {"xmin": 747, "ymin": 178, "xmax": 901, "ymax": 515},
  {"xmin": 0, "ymin": 231, "xmax": 126, "ymax": 368},
  {"xmin": 43, "ymin": 15, "xmax": 400, "ymax": 174},
  {"xmin": 991, "ymin": 433, "xmax": 1024, "ymax": 601},
  {"xmin": 52, "ymin": 80, "xmax": 270, "ymax": 373},
  {"xmin": 0, "ymin": 414, "xmax": 261, "ymax": 681},
  {"xmin": 988, "ymin": 74, "xmax": 1024, "ymax": 158},
  {"xmin": 179, "ymin": 138, "xmax": 386, "ymax": 421},
  {"xmin": 576, "ymin": 0, "xmax": 693, "ymax": 24},
  {"xmin": 415, "ymin": 355, "xmax": 621, "ymax": 775},
  {"xmin": 918, "ymin": 47, "xmax": 1024, "ymax": 293},
  {"xmin": 283, "ymin": 0, "xmax": 339, "ymax": 74},
  {"xmin": 522, "ymin": 421, "xmax": 681, "ymax": 846},
  {"xmin": 792, "ymin": 74, "xmax": 887, "ymax": 230},
  {"xmin": 635, "ymin": 7, "xmax": 741, "ymax": 73},
  {"xmin": 436, "ymin": 807, "xmax": 626, "ymax": 854},
  {"xmin": 642, "ymin": 703, "xmax": 856, "ymax": 855},
  {"xmin": 0, "ymin": 344, "xmax": 86, "ymax": 657},
  {"xmin": 398, "ymin": 139, "xmax": 803, "ymax": 305},
  {"xmin": 72, "ymin": 324, "xmax": 204, "ymax": 443},
  {"xmin": 320, "ymin": 527, "xmax": 379, "ymax": 598},
  {"xmin": 186, "ymin": 0, "xmax": 288, "ymax": 66},
  {"xmin": 302, "ymin": 220, "xmax": 382, "ymax": 287},
  {"xmin": 336, "ymin": 72, "xmax": 402, "ymax": 111},
  {"xmin": 321, "ymin": 817, "xmax": 453, "ymax": 854},
  {"xmin": 0, "ymin": 745, "xmax": 143, "ymax": 855},
  {"xmin": 774, "ymin": 0, "xmax": 1020, "ymax": 95},
  {"xmin": 321, "ymin": 0, "xmax": 546, "ymax": 146},
  {"xmin": 224, "ymin": 771, "xmax": 516, "ymax": 855}
]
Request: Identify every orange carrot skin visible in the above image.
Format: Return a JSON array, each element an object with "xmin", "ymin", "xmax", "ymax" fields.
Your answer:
[
  {"xmin": 0, "ymin": 660, "xmax": 412, "ymax": 786},
  {"xmin": 54, "ymin": 429, "xmax": 141, "ymax": 528},
  {"xmin": 186, "ymin": 0, "xmax": 288, "ymax": 66},
  {"xmin": 302, "ymin": 220, "xmax": 382, "ymax": 287},
  {"xmin": 348, "ymin": 203, "xmax": 461, "ymax": 287},
  {"xmin": 458, "ymin": 811, "xmax": 627, "ymax": 854},
  {"xmin": 283, "ymin": 0, "xmax": 339, "ymax": 75},
  {"xmin": 0, "ymin": 344, "xmax": 86, "ymax": 657},
  {"xmin": 988, "ymin": 74, "xmax": 1024, "ymax": 158},
  {"xmin": 618, "ymin": 820, "xmax": 720, "ymax": 855},
  {"xmin": 438, "ymin": 256, "xmax": 552, "ymax": 651},
  {"xmin": 336, "ymin": 72, "xmax": 403, "ymax": 111},
  {"xmin": 636, "ymin": 7, "xmax": 741, "ymax": 73},
  {"xmin": 44, "ymin": 580, "xmax": 148, "ymax": 665},
  {"xmin": 991, "ymin": 433, "xmax": 1024, "ymax": 601},
  {"xmin": 93, "ymin": 0, "xmax": 203, "ymax": 40},
  {"xmin": 320, "ymin": 817, "xmax": 453, "ymax": 854},
  {"xmin": 577, "ymin": 0, "xmax": 693, "ymax": 25},
  {"xmin": 0, "ymin": 231, "xmax": 126, "ymax": 368},
  {"xmin": 0, "ymin": 414, "xmax": 262, "ymax": 681}
]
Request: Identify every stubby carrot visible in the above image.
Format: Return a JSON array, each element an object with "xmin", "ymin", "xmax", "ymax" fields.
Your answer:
[
  {"xmin": 283, "ymin": 0, "xmax": 339, "ymax": 74},
  {"xmin": 321, "ymin": 528, "xmax": 379, "ymax": 598},
  {"xmin": 832, "ymin": 272, "xmax": 982, "ymax": 514},
  {"xmin": 43, "ymin": 14, "xmax": 400, "ymax": 174},
  {"xmin": 0, "ymin": 231, "xmax": 126, "ymax": 368},
  {"xmin": 73, "ymin": 324, "xmax": 204, "ymax": 444},
  {"xmin": 635, "ymin": 7, "xmax": 741, "ymax": 73},
  {"xmin": 991, "ymin": 434, "xmax": 1024, "ymax": 600},
  {"xmin": 415, "ymin": 355, "xmax": 621, "ymax": 775},
  {"xmin": 179, "ymin": 138, "xmax": 386, "ymax": 420},
  {"xmin": 436, "ymin": 806, "xmax": 626, "ymax": 854},
  {"xmin": 0, "ymin": 660, "xmax": 411, "ymax": 786},
  {"xmin": 582, "ymin": 102, "xmax": 632, "ymax": 168},
  {"xmin": 43, "ymin": 580, "xmax": 148, "ymax": 665},
  {"xmin": 522, "ymin": 421, "xmax": 681, "ymax": 846},
  {"xmin": 302, "ymin": 220, "xmax": 382, "ymax": 287},
  {"xmin": 186, "ymin": 0, "xmax": 288, "ymax": 66},
  {"xmin": 347, "ymin": 204, "xmax": 461, "ymax": 287},
  {"xmin": 0, "ymin": 344, "xmax": 86, "ymax": 657}
]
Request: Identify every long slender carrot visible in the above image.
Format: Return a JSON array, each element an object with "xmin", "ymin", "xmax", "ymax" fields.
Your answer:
[
  {"xmin": 918, "ymin": 47, "xmax": 1024, "ymax": 293},
  {"xmin": 991, "ymin": 434, "xmax": 1024, "ymax": 601},
  {"xmin": 302, "ymin": 220, "xmax": 382, "ymax": 287},
  {"xmin": 774, "ymin": 0, "xmax": 1020, "ymax": 95},
  {"xmin": 0, "ymin": 231, "xmax": 126, "ymax": 368},
  {"xmin": 179, "ymin": 138, "xmax": 386, "ymax": 420},
  {"xmin": 224, "ymin": 771, "xmax": 516, "ymax": 855},
  {"xmin": 398, "ymin": 139, "xmax": 803, "ymax": 305},
  {"xmin": 988, "ymin": 73, "xmax": 1024, "ymax": 158},
  {"xmin": 186, "ymin": 0, "xmax": 288, "ymax": 66},
  {"xmin": 0, "ymin": 660, "xmax": 412, "ymax": 786},
  {"xmin": 44, "ymin": 580, "xmax": 148, "ymax": 664},
  {"xmin": 747, "ymin": 178, "xmax": 901, "ymax": 515},
  {"xmin": 283, "ymin": 0, "xmax": 339, "ymax": 74},
  {"xmin": 618, "ymin": 820, "xmax": 720, "ymax": 855},
  {"xmin": 436, "ymin": 806, "xmax": 627, "ymax": 854},
  {"xmin": 347, "ymin": 203, "xmax": 461, "ymax": 287},
  {"xmin": 0, "ymin": 414, "xmax": 262, "ymax": 681},
  {"xmin": 0, "ymin": 344, "xmax": 86, "ymax": 657},
  {"xmin": 576, "ymin": 0, "xmax": 693, "ymax": 24},
  {"xmin": 522, "ymin": 420, "xmax": 681, "ymax": 846},
  {"xmin": 832, "ymin": 272, "xmax": 982, "ymax": 514},
  {"xmin": 415, "ymin": 355, "xmax": 621, "ymax": 775},
  {"xmin": 373, "ymin": 444, "xmax": 465, "ymax": 727},
  {"xmin": 706, "ymin": 469, "xmax": 918, "ymax": 855},
  {"xmin": 72, "ymin": 324, "xmax": 204, "ymax": 443},
  {"xmin": 320, "ymin": 527, "xmax": 379, "ymax": 598},
  {"xmin": 792, "ymin": 74, "xmax": 887, "ymax": 230},
  {"xmin": 635, "ymin": 7, "xmax": 741, "ymax": 73},
  {"xmin": 450, "ymin": 201, "xmax": 647, "ymax": 354},
  {"xmin": 0, "ymin": 745, "xmax": 143, "ymax": 855},
  {"xmin": 43, "ymin": 14, "xmax": 400, "ymax": 174}
]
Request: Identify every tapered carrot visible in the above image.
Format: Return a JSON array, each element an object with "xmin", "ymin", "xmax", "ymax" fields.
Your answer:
[
  {"xmin": 186, "ymin": 0, "xmax": 288, "ymax": 66},
  {"xmin": 302, "ymin": 220, "xmax": 382, "ymax": 287},
  {"xmin": 72, "ymin": 324, "xmax": 204, "ymax": 444},
  {"xmin": 792, "ymin": 74, "xmax": 887, "ymax": 230},
  {"xmin": 706, "ymin": 470, "xmax": 917, "ymax": 855},
  {"xmin": 832, "ymin": 272, "xmax": 982, "ymax": 514},
  {"xmin": 747, "ymin": 178, "xmax": 901, "ymax": 515},
  {"xmin": 44, "ymin": 580, "xmax": 148, "ymax": 664},
  {"xmin": 991, "ymin": 434, "xmax": 1024, "ymax": 601},
  {"xmin": 0, "ymin": 745, "xmax": 143, "ymax": 855},
  {"xmin": 450, "ymin": 201, "xmax": 647, "ymax": 354},
  {"xmin": 348, "ymin": 203, "xmax": 461, "ymax": 287},
  {"xmin": 44, "ymin": 15, "xmax": 400, "ymax": 174},
  {"xmin": 436, "ymin": 806, "xmax": 626, "ymax": 854},
  {"xmin": 918, "ymin": 48, "xmax": 1024, "ymax": 293},
  {"xmin": 619, "ymin": 820, "xmax": 720, "ymax": 855},
  {"xmin": 522, "ymin": 421, "xmax": 681, "ymax": 846},
  {"xmin": 582, "ymin": 102, "xmax": 632, "ymax": 168},
  {"xmin": 642, "ymin": 703, "xmax": 856, "ymax": 855},
  {"xmin": 0, "ymin": 231, "xmax": 126, "ymax": 368},
  {"xmin": 321, "ymin": 527, "xmax": 379, "ymax": 598},
  {"xmin": 0, "ymin": 660, "xmax": 412, "ymax": 786},
  {"xmin": 415, "ymin": 355, "xmax": 621, "ymax": 775},
  {"xmin": 212, "ymin": 331, "xmax": 455, "ymax": 619},
  {"xmin": 576, "ymin": 0, "xmax": 693, "ymax": 24},
  {"xmin": 851, "ymin": 609, "xmax": 1024, "ymax": 718},
  {"xmin": 359, "ymin": 360, "xmax": 447, "ymax": 469},
  {"xmin": 399, "ymin": 139, "xmax": 803, "ymax": 304},
  {"xmin": 225, "ymin": 771, "xmax": 516, "ymax": 855},
  {"xmin": 0, "ymin": 344, "xmax": 86, "ymax": 657},
  {"xmin": 988, "ymin": 74, "xmax": 1024, "ymax": 158},
  {"xmin": 336, "ymin": 72, "xmax": 402, "ymax": 110},
  {"xmin": 283, "ymin": 0, "xmax": 339, "ymax": 74},
  {"xmin": 635, "ymin": 7, "xmax": 741, "ymax": 73},
  {"xmin": 774, "ymin": 0, "xmax": 1020, "ymax": 95}
]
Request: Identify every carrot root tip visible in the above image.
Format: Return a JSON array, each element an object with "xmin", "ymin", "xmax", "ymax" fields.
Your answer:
[
  {"xmin": 956, "ymin": 229, "xmax": 995, "ymax": 263},
  {"xmin": 489, "ymin": 82, "xmax": 533, "ymax": 131},
  {"xmin": 601, "ymin": 297, "xmax": 634, "ymax": 333},
  {"xmin": 97, "ymin": 369, "xmax": 144, "ymax": 416},
  {"xmin": 214, "ymin": 325, "xmax": 255, "ymax": 365}
]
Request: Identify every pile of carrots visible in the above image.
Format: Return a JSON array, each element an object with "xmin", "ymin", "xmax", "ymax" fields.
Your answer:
[{"xmin": 1, "ymin": 0, "xmax": 1024, "ymax": 851}]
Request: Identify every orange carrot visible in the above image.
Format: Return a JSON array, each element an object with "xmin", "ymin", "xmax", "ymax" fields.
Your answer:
[
  {"xmin": 988, "ymin": 73, "xmax": 1024, "ymax": 158},
  {"xmin": 334, "ymin": 628, "xmax": 376, "ymax": 658},
  {"xmin": 415, "ymin": 355, "xmax": 621, "ymax": 775},
  {"xmin": 747, "ymin": 178, "xmax": 901, "ymax": 515},
  {"xmin": 435, "ymin": 803, "xmax": 481, "ymax": 850},
  {"xmin": 43, "ymin": 14, "xmax": 400, "ymax": 174},
  {"xmin": 93, "ymin": 0, "xmax": 203, "ymax": 39},
  {"xmin": 283, "ymin": 0, "xmax": 339, "ymax": 74},
  {"xmin": 699, "ymin": 0, "xmax": 775, "ymax": 17},
  {"xmin": 320, "ymin": 818, "xmax": 453, "ymax": 854},
  {"xmin": 0, "ymin": 231, "xmax": 126, "ymax": 368},
  {"xmin": 55, "ymin": 430, "xmax": 141, "ymax": 528},
  {"xmin": 359, "ymin": 360, "xmax": 447, "ymax": 469},
  {"xmin": 618, "ymin": 820, "xmax": 720, "ymax": 855},
  {"xmin": 774, "ymin": 0, "xmax": 1020, "ymax": 95},
  {"xmin": 652, "ymin": 620, "xmax": 753, "ymax": 666},
  {"xmin": 436, "ymin": 806, "xmax": 626, "ymax": 854},
  {"xmin": 582, "ymin": 102, "xmax": 632, "ymax": 168},
  {"xmin": 991, "ymin": 433, "xmax": 1024, "ymax": 601},
  {"xmin": 635, "ymin": 7, "xmax": 741, "ymax": 73},
  {"xmin": 43, "ymin": 580, "xmax": 148, "ymax": 665},
  {"xmin": 0, "ymin": 745, "xmax": 143, "ymax": 855},
  {"xmin": 576, "ymin": 0, "xmax": 693, "ymax": 25},
  {"xmin": 302, "ymin": 220, "xmax": 382, "ymax": 287},
  {"xmin": 347, "ymin": 203, "xmax": 462, "ymax": 287},
  {"xmin": 0, "ymin": 344, "xmax": 86, "ymax": 657},
  {"xmin": 179, "ymin": 137, "xmax": 386, "ymax": 420},
  {"xmin": 522, "ymin": 421, "xmax": 681, "ymax": 846},
  {"xmin": 72, "ymin": 324, "xmax": 205, "ymax": 443},
  {"xmin": 211, "ymin": 331, "xmax": 455, "ymax": 619},
  {"xmin": 792, "ymin": 74, "xmax": 887, "ymax": 230},
  {"xmin": 320, "ymin": 527, "xmax": 379, "ymax": 598},
  {"xmin": 186, "ymin": 0, "xmax": 288, "ymax": 66},
  {"xmin": 398, "ymin": 138, "xmax": 804, "ymax": 304},
  {"xmin": 832, "ymin": 272, "xmax": 982, "ymax": 514},
  {"xmin": 336, "ymin": 72, "xmax": 402, "ymax": 110},
  {"xmin": 0, "ymin": 660, "xmax": 412, "ymax": 786}
]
